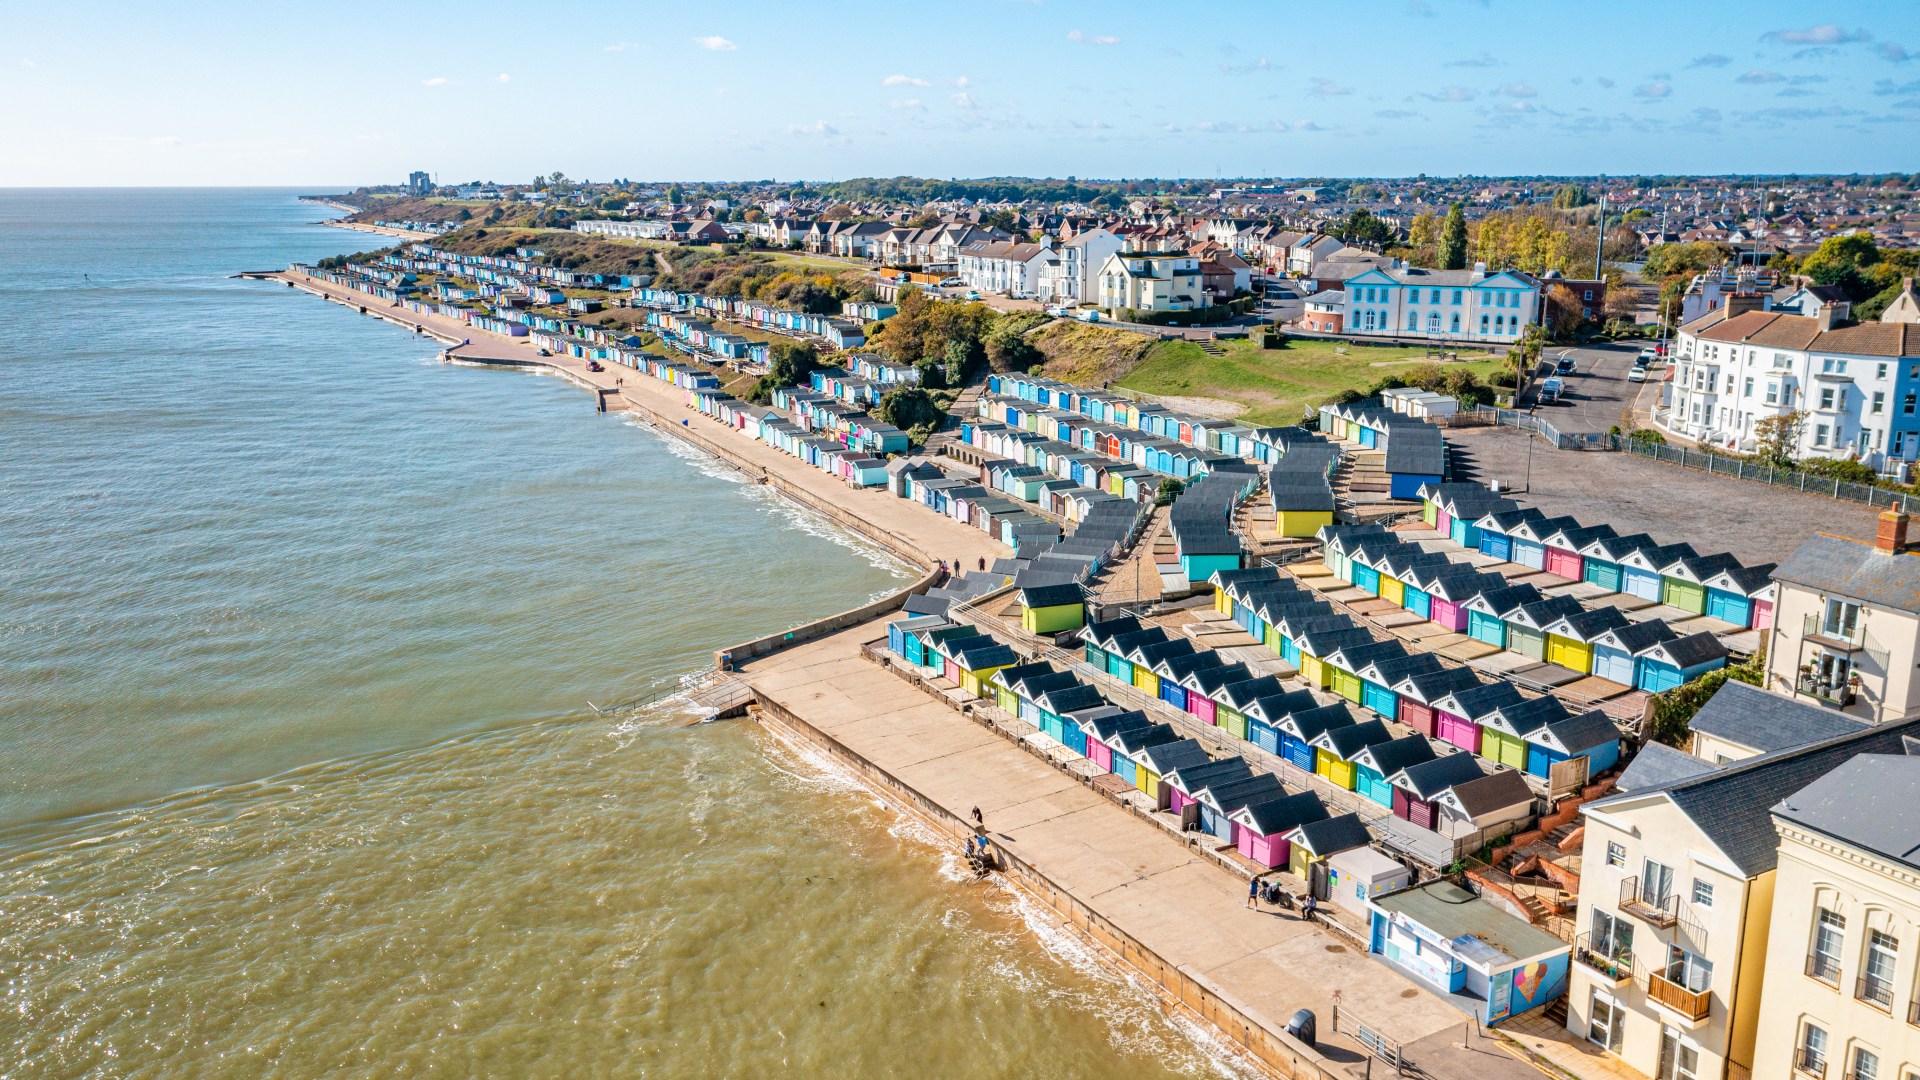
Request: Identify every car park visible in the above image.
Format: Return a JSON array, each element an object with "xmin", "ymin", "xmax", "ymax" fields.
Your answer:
[{"xmin": 1627, "ymin": 366, "xmax": 1649, "ymax": 383}]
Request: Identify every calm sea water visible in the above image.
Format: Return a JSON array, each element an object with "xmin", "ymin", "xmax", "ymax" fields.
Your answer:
[{"xmin": 0, "ymin": 190, "xmax": 1247, "ymax": 1077}]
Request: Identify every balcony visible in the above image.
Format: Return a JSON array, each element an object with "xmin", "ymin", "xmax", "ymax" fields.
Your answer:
[
  {"xmin": 1803, "ymin": 614, "xmax": 1866, "ymax": 654},
  {"xmin": 1857, "ymin": 974, "xmax": 1894, "ymax": 1010},
  {"xmin": 1573, "ymin": 932, "xmax": 1634, "ymax": 984},
  {"xmin": 1796, "ymin": 1050, "xmax": 1828, "ymax": 1079},
  {"xmin": 1648, "ymin": 970, "xmax": 1712, "ymax": 1022},
  {"xmin": 1806, "ymin": 951, "xmax": 1842, "ymax": 987},
  {"xmin": 1620, "ymin": 876, "xmax": 1680, "ymax": 928},
  {"xmin": 1909, "ymin": 998, "xmax": 1920, "ymax": 1027}
]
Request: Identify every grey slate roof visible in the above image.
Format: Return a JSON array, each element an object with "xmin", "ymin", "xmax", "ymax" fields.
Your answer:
[
  {"xmin": 1237, "ymin": 791, "xmax": 1330, "ymax": 835},
  {"xmin": 1290, "ymin": 812, "xmax": 1372, "ymax": 855},
  {"xmin": 1594, "ymin": 710, "xmax": 1920, "ymax": 877},
  {"xmin": 1450, "ymin": 768, "xmax": 1536, "ymax": 816},
  {"xmin": 1773, "ymin": 753, "xmax": 1920, "ymax": 871},
  {"xmin": 1774, "ymin": 532, "xmax": 1920, "ymax": 613},
  {"xmin": 1614, "ymin": 743, "xmax": 1716, "ymax": 794},
  {"xmin": 1395, "ymin": 751, "xmax": 1486, "ymax": 799},
  {"xmin": 1688, "ymin": 679, "xmax": 1867, "ymax": 756}
]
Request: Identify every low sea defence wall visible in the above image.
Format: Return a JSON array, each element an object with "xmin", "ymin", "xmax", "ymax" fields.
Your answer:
[
  {"xmin": 751, "ymin": 692, "xmax": 1345, "ymax": 1080},
  {"xmin": 717, "ymin": 565, "xmax": 942, "ymax": 669}
]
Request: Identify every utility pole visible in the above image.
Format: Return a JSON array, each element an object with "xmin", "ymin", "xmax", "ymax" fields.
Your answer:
[{"xmin": 1593, "ymin": 190, "xmax": 1607, "ymax": 281}]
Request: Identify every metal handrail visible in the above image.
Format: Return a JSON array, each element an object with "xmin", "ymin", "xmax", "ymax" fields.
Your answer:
[
  {"xmin": 1806, "ymin": 951, "xmax": 1842, "ymax": 985},
  {"xmin": 1856, "ymin": 974, "xmax": 1894, "ymax": 1008},
  {"xmin": 1573, "ymin": 932, "xmax": 1634, "ymax": 982}
]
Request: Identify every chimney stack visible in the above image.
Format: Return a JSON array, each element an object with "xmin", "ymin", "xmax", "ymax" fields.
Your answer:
[
  {"xmin": 1817, "ymin": 303, "xmax": 1840, "ymax": 332},
  {"xmin": 1724, "ymin": 292, "xmax": 1765, "ymax": 320},
  {"xmin": 1877, "ymin": 510, "xmax": 1910, "ymax": 554}
]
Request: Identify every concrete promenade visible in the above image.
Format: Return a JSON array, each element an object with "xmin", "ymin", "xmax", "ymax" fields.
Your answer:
[
  {"xmin": 744, "ymin": 625, "xmax": 1547, "ymax": 1080},
  {"xmin": 265, "ymin": 271, "xmax": 1008, "ymax": 572}
]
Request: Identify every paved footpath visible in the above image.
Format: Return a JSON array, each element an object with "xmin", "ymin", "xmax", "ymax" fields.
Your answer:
[{"xmin": 744, "ymin": 624, "xmax": 1548, "ymax": 1080}]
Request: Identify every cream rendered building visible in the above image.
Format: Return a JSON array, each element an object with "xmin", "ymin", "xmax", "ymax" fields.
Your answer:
[
  {"xmin": 1567, "ymin": 709, "xmax": 1920, "ymax": 1080},
  {"xmin": 1765, "ymin": 514, "xmax": 1920, "ymax": 724},
  {"xmin": 1753, "ymin": 752, "xmax": 1920, "ymax": 1080}
]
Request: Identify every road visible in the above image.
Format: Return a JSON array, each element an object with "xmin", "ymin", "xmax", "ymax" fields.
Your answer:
[{"xmin": 1526, "ymin": 341, "xmax": 1666, "ymax": 433}]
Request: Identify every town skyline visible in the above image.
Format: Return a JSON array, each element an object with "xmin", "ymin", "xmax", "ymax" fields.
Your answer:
[{"xmin": 6, "ymin": 0, "xmax": 1917, "ymax": 187}]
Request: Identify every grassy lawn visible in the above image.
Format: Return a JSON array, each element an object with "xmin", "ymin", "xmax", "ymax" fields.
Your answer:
[{"xmin": 1116, "ymin": 337, "xmax": 1503, "ymax": 426}]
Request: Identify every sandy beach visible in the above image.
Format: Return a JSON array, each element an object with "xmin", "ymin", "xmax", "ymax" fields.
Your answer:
[{"xmin": 322, "ymin": 219, "xmax": 430, "ymax": 240}]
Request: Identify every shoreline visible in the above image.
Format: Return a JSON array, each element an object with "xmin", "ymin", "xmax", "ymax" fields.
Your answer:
[{"xmin": 322, "ymin": 219, "xmax": 431, "ymax": 240}]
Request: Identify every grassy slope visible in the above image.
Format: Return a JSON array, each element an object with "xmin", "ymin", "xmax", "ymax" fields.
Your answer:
[{"xmin": 1117, "ymin": 337, "xmax": 1502, "ymax": 426}]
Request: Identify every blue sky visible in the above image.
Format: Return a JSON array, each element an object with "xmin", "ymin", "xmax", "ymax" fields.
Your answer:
[{"xmin": 4, "ymin": 0, "xmax": 1916, "ymax": 186}]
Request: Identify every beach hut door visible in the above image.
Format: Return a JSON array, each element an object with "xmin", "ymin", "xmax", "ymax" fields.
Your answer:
[
  {"xmin": 1179, "ymin": 801, "xmax": 1202, "ymax": 831},
  {"xmin": 1309, "ymin": 860, "xmax": 1330, "ymax": 901}
]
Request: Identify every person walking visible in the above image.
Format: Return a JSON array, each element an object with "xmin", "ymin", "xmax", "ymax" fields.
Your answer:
[
  {"xmin": 970, "ymin": 806, "xmax": 984, "ymax": 829},
  {"xmin": 1247, "ymin": 878, "xmax": 1260, "ymax": 909}
]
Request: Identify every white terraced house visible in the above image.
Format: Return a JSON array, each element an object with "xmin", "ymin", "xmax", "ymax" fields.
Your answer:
[
  {"xmin": 1342, "ymin": 264, "xmax": 1542, "ymax": 343},
  {"xmin": 956, "ymin": 239, "xmax": 1054, "ymax": 299},
  {"xmin": 1664, "ymin": 282, "xmax": 1920, "ymax": 474}
]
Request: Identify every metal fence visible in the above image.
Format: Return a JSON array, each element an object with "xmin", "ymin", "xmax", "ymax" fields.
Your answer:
[
  {"xmin": 1619, "ymin": 439, "xmax": 1920, "ymax": 513},
  {"xmin": 1470, "ymin": 406, "xmax": 1593, "ymax": 450}
]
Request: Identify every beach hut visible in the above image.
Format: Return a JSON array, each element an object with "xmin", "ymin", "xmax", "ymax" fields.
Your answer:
[
  {"xmin": 1243, "ymin": 689, "xmax": 1321, "ymax": 757},
  {"xmin": 1618, "ymin": 542, "xmax": 1694, "ymax": 603},
  {"xmin": 1663, "ymin": 552, "xmax": 1737, "ymax": 615},
  {"xmin": 1063, "ymin": 705, "xmax": 1125, "ymax": 767},
  {"xmin": 1430, "ymin": 681, "xmax": 1525, "ymax": 755},
  {"xmin": 1080, "ymin": 615, "xmax": 1144, "ymax": 671},
  {"xmin": 1229, "ymin": 792, "xmax": 1329, "ymax": 869},
  {"xmin": 1423, "ymin": 570, "xmax": 1493, "ymax": 634},
  {"xmin": 1154, "ymin": 650, "xmax": 1224, "ymax": 713},
  {"xmin": 1163, "ymin": 758, "xmax": 1253, "ymax": 831},
  {"xmin": 1633, "ymin": 631, "xmax": 1729, "ymax": 693},
  {"xmin": 1321, "ymin": 640, "xmax": 1406, "ymax": 705},
  {"xmin": 1472, "ymin": 508, "xmax": 1544, "ymax": 563},
  {"xmin": 1388, "ymin": 752, "xmax": 1485, "ymax": 829},
  {"xmin": 1540, "ymin": 607, "xmax": 1629, "ymax": 674},
  {"xmin": 1283, "ymin": 812, "xmax": 1373, "ymax": 885},
  {"xmin": 1210, "ymin": 675, "xmax": 1286, "ymax": 744},
  {"xmin": 1184, "ymin": 664, "xmax": 1254, "ymax": 732},
  {"xmin": 1463, "ymin": 584, "xmax": 1543, "ymax": 649},
  {"xmin": 1392, "ymin": 667, "xmax": 1483, "ymax": 738},
  {"xmin": 951, "ymin": 639, "xmax": 1021, "ymax": 699},
  {"xmin": 1577, "ymin": 532, "xmax": 1654, "ymax": 593},
  {"xmin": 1479, "ymin": 696, "xmax": 1569, "ymax": 771},
  {"xmin": 1083, "ymin": 710, "xmax": 1153, "ymax": 776},
  {"xmin": 1541, "ymin": 523, "xmax": 1615, "ymax": 582},
  {"xmin": 1018, "ymin": 582, "xmax": 1086, "ymax": 635},
  {"xmin": 1702, "ymin": 562, "xmax": 1775, "ymax": 628},
  {"xmin": 1355, "ymin": 653, "xmax": 1446, "ymax": 723},
  {"xmin": 931, "ymin": 632, "xmax": 993, "ymax": 684},
  {"xmin": 1034, "ymin": 683, "xmax": 1105, "ymax": 751},
  {"xmin": 1292, "ymin": 625, "xmax": 1372, "ymax": 690},
  {"xmin": 1431, "ymin": 769, "xmax": 1537, "ymax": 846},
  {"xmin": 1505, "ymin": 515, "xmax": 1575, "ymax": 573},
  {"xmin": 1350, "ymin": 734, "xmax": 1437, "ymax": 808},
  {"xmin": 1277, "ymin": 702, "xmax": 1357, "ymax": 772},
  {"xmin": 1311, "ymin": 718, "xmax": 1393, "ymax": 790},
  {"xmin": 1366, "ymin": 881, "xmax": 1570, "ymax": 1026},
  {"xmin": 1195, "ymin": 773, "xmax": 1286, "ymax": 843},
  {"xmin": 1589, "ymin": 620, "xmax": 1676, "ymax": 686},
  {"xmin": 1505, "ymin": 595, "xmax": 1584, "ymax": 661},
  {"xmin": 1136, "ymin": 738, "xmax": 1210, "ymax": 809},
  {"xmin": 1523, "ymin": 710, "xmax": 1620, "ymax": 781},
  {"xmin": 888, "ymin": 614, "xmax": 953, "ymax": 665}
]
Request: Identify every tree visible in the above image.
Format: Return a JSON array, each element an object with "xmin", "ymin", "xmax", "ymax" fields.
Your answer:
[
  {"xmin": 747, "ymin": 341, "xmax": 822, "ymax": 404},
  {"xmin": 1439, "ymin": 202, "xmax": 1468, "ymax": 270},
  {"xmin": 1801, "ymin": 233, "xmax": 1881, "ymax": 302},
  {"xmin": 984, "ymin": 320, "xmax": 1044, "ymax": 373},
  {"xmin": 664, "ymin": 184, "xmax": 684, "ymax": 205},
  {"xmin": 1551, "ymin": 183, "xmax": 1593, "ymax": 209},
  {"xmin": 1544, "ymin": 284, "xmax": 1585, "ymax": 337},
  {"xmin": 743, "ymin": 208, "xmax": 765, "ymax": 223},
  {"xmin": 943, "ymin": 338, "xmax": 977, "ymax": 386},
  {"xmin": 1336, "ymin": 208, "xmax": 1391, "ymax": 249},
  {"xmin": 981, "ymin": 209, "xmax": 1020, "ymax": 234},
  {"xmin": 1405, "ymin": 212, "xmax": 1440, "ymax": 267},
  {"xmin": 1753, "ymin": 410, "xmax": 1805, "ymax": 469},
  {"xmin": 1153, "ymin": 478, "xmax": 1185, "ymax": 506},
  {"xmin": 874, "ymin": 386, "xmax": 946, "ymax": 440},
  {"xmin": 1603, "ymin": 283, "xmax": 1642, "ymax": 327}
]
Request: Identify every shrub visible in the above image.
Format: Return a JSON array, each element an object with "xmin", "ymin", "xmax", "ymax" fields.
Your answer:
[
  {"xmin": 1153, "ymin": 478, "xmax": 1185, "ymax": 506},
  {"xmin": 1798, "ymin": 456, "xmax": 1879, "ymax": 484}
]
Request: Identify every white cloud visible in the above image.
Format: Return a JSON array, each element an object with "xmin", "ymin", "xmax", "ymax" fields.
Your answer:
[
  {"xmin": 951, "ymin": 91, "xmax": 976, "ymax": 109},
  {"xmin": 1496, "ymin": 82, "xmax": 1537, "ymax": 98},
  {"xmin": 1597, "ymin": 76, "xmax": 1616, "ymax": 88},
  {"xmin": 1310, "ymin": 77, "xmax": 1354, "ymax": 97},
  {"xmin": 1735, "ymin": 70, "xmax": 1784, "ymax": 84},
  {"xmin": 19, "ymin": 58, "xmax": 34, "ymax": 68},
  {"xmin": 421, "ymin": 76, "xmax": 449, "ymax": 87},
  {"xmin": 603, "ymin": 42, "xmax": 639, "ymax": 53},
  {"xmin": 1882, "ymin": 43, "xmax": 1913, "ymax": 63},
  {"xmin": 1634, "ymin": 79, "xmax": 1672, "ymax": 98},
  {"xmin": 952, "ymin": 75, "xmax": 972, "ymax": 88},
  {"xmin": 693, "ymin": 35, "xmax": 736, "ymax": 51},
  {"xmin": 1418, "ymin": 85, "xmax": 1477, "ymax": 102},
  {"xmin": 1066, "ymin": 30, "xmax": 1120, "ymax": 46},
  {"xmin": 786, "ymin": 120, "xmax": 838, "ymax": 136},
  {"xmin": 150, "ymin": 136, "xmax": 185, "ymax": 147},
  {"xmin": 1763, "ymin": 24, "xmax": 1869, "ymax": 45},
  {"xmin": 1688, "ymin": 53, "xmax": 1731, "ymax": 68},
  {"xmin": 1295, "ymin": 119, "xmax": 1326, "ymax": 131},
  {"xmin": 890, "ymin": 98, "xmax": 924, "ymax": 111},
  {"xmin": 883, "ymin": 74, "xmax": 930, "ymax": 87},
  {"xmin": 496, "ymin": 73, "xmax": 511, "ymax": 83}
]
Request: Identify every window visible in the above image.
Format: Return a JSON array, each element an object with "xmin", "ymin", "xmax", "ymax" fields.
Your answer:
[
  {"xmin": 1851, "ymin": 1047, "xmax": 1880, "ymax": 1080},
  {"xmin": 1816, "ymin": 423, "xmax": 1831, "ymax": 448},
  {"xmin": 1662, "ymin": 1028, "xmax": 1701, "ymax": 1080},
  {"xmin": 1692, "ymin": 879, "xmax": 1714, "ymax": 907},
  {"xmin": 1591, "ymin": 908, "xmax": 1634, "ymax": 958},
  {"xmin": 1583, "ymin": 289, "xmax": 1594, "ymax": 300},
  {"xmin": 1820, "ymin": 387, "xmax": 1838, "ymax": 411},
  {"xmin": 1860, "ymin": 931, "xmax": 1897, "ymax": 1007},
  {"xmin": 1798, "ymin": 1023, "xmax": 1829, "ymax": 1076},
  {"xmin": 1768, "ymin": 384, "xmax": 1782, "ymax": 406},
  {"xmin": 1873, "ymin": 391, "xmax": 1886, "ymax": 415},
  {"xmin": 1745, "ymin": 377, "xmax": 1755, "ymax": 398},
  {"xmin": 1878, "ymin": 363, "xmax": 1889, "ymax": 379},
  {"xmin": 1451, "ymin": 289, "xmax": 1462, "ymax": 304},
  {"xmin": 1822, "ymin": 600, "xmax": 1861, "ymax": 640},
  {"xmin": 1906, "ymin": 393, "xmax": 1916, "ymax": 416},
  {"xmin": 1665, "ymin": 946, "xmax": 1712, "ymax": 993},
  {"xmin": 1480, "ymin": 314, "xmax": 1489, "ymax": 333},
  {"xmin": 1606, "ymin": 842, "xmax": 1626, "ymax": 869},
  {"xmin": 1810, "ymin": 908, "xmax": 1846, "ymax": 984},
  {"xmin": 1430, "ymin": 288, "xmax": 1442, "ymax": 303},
  {"xmin": 1641, "ymin": 859, "xmax": 1675, "ymax": 905},
  {"xmin": 1451, "ymin": 313, "xmax": 1460, "ymax": 333}
]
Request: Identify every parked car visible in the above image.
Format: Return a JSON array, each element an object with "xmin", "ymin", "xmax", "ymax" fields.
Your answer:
[
  {"xmin": 1538, "ymin": 377, "xmax": 1564, "ymax": 403},
  {"xmin": 1637, "ymin": 347, "xmax": 1658, "ymax": 364},
  {"xmin": 1555, "ymin": 357, "xmax": 1577, "ymax": 375},
  {"xmin": 1627, "ymin": 366, "xmax": 1649, "ymax": 383},
  {"xmin": 939, "ymin": 277, "xmax": 965, "ymax": 287},
  {"xmin": 964, "ymin": 290, "xmax": 981, "ymax": 300}
]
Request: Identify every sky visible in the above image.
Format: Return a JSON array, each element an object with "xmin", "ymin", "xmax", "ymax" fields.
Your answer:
[{"xmin": 5, "ymin": 0, "xmax": 1918, "ymax": 186}]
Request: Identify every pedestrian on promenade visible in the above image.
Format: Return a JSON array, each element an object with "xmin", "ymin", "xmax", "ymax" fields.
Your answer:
[
  {"xmin": 970, "ymin": 806, "xmax": 984, "ymax": 828},
  {"xmin": 977, "ymin": 557, "xmax": 985, "ymax": 571},
  {"xmin": 1247, "ymin": 878, "xmax": 1260, "ymax": 909},
  {"xmin": 1301, "ymin": 893, "xmax": 1318, "ymax": 925}
]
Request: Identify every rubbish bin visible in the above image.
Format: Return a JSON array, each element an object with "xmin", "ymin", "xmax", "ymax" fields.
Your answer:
[{"xmin": 1285, "ymin": 1008, "xmax": 1316, "ymax": 1048}]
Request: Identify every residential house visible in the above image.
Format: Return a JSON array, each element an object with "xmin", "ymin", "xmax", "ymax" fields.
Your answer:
[
  {"xmin": 958, "ymin": 239, "xmax": 1055, "ymax": 299},
  {"xmin": 1343, "ymin": 264, "xmax": 1543, "ymax": 344},
  {"xmin": 1096, "ymin": 251, "xmax": 1206, "ymax": 313}
]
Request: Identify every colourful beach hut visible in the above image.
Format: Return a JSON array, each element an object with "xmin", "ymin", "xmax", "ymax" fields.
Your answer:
[
  {"xmin": 1633, "ymin": 631, "xmax": 1729, "ymax": 693},
  {"xmin": 1392, "ymin": 667, "xmax": 1484, "ymax": 738},
  {"xmin": 1080, "ymin": 615, "xmax": 1144, "ymax": 671},
  {"xmin": 1505, "ymin": 595, "xmax": 1584, "ymax": 661},
  {"xmin": 1136, "ymin": 738, "xmax": 1211, "ymax": 810},
  {"xmin": 1540, "ymin": 606, "xmax": 1629, "ymax": 674},
  {"xmin": 1479, "ymin": 696, "xmax": 1568, "ymax": 772},
  {"xmin": 1523, "ymin": 710, "xmax": 1620, "ymax": 781},
  {"xmin": 1277, "ymin": 702, "xmax": 1356, "ymax": 772},
  {"xmin": 1388, "ymin": 752, "xmax": 1485, "ymax": 829},
  {"xmin": 1196, "ymin": 773, "xmax": 1286, "ymax": 842},
  {"xmin": 889, "ymin": 615, "xmax": 953, "ymax": 665},
  {"xmin": 1578, "ymin": 532, "xmax": 1655, "ymax": 594},
  {"xmin": 1355, "ymin": 653, "xmax": 1446, "ymax": 723},
  {"xmin": 1293, "ymin": 626, "xmax": 1373, "ymax": 690},
  {"xmin": 1703, "ymin": 562, "xmax": 1775, "ymax": 628},
  {"xmin": 1589, "ymin": 620, "xmax": 1675, "ymax": 686},
  {"xmin": 1163, "ymin": 758, "xmax": 1252, "ymax": 830},
  {"xmin": 1311, "ymin": 718, "xmax": 1393, "ymax": 790},
  {"xmin": 1084, "ymin": 710, "xmax": 1154, "ymax": 777},
  {"xmin": 1244, "ymin": 690, "xmax": 1322, "ymax": 757},
  {"xmin": 988, "ymin": 661, "xmax": 1056, "ymax": 715},
  {"xmin": 1423, "ymin": 570, "xmax": 1493, "ymax": 634},
  {"xmin": 1430, "ymin": 681, "xmax": 1525, "ymax": 755},
  {"xmin": 1662, "ymin": 552, "xmax": 1736, "ymax": 615},
  {"xmin": 1228, "ymin": 792, "xmax": 1329, "ymax": 869},
  {"xmin": 1181, "ymin": 662, "xmax": 1252, "ymax": 728},
  {"xmin": 1506, "ymin": 515, "xmax": 1576, "ymax": 573},
  {"xmin": 1473, "ymin": 508, "xmax": 1546, "ymax": 563},
  {"xmin": 1618, "ymin": 542, "xmax": 1694, "ymax": 603},
  {"xmin": 1282, "ymin": 812, "xmax": 1372, "ymax": 881},
  {"xmin": 1463, "ymin": 584, "xmax": 1543, "ymax": 649},
  {"xmin": 1211, "ymin": 676, "xmax": 1287, "ymax": 744},
  {"xmin": 1542, "ymin": 523, "xmax": 1615, "ymax": 582},
  {"xmin": 1349, "ymin": 735, "xmax": 1437, "ymax": 808},
  {"xmin": 1018, "ymin": 583, "xmax": 1087, "ymax": 635},
  {"xmin": 1322, "ymin": 640, "xmax": 1406, "ymax": 706}
]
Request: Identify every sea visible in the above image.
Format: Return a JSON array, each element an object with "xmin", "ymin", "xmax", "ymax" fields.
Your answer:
[{"xmin": 0, "ymin": 189, "xmax": 1253, "ymax": 1077}]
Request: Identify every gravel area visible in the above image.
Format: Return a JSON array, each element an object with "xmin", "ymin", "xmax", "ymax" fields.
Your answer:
[{"xmin": 1443, "ymin": 425, "xmax": 1881, "ymax": 566}]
